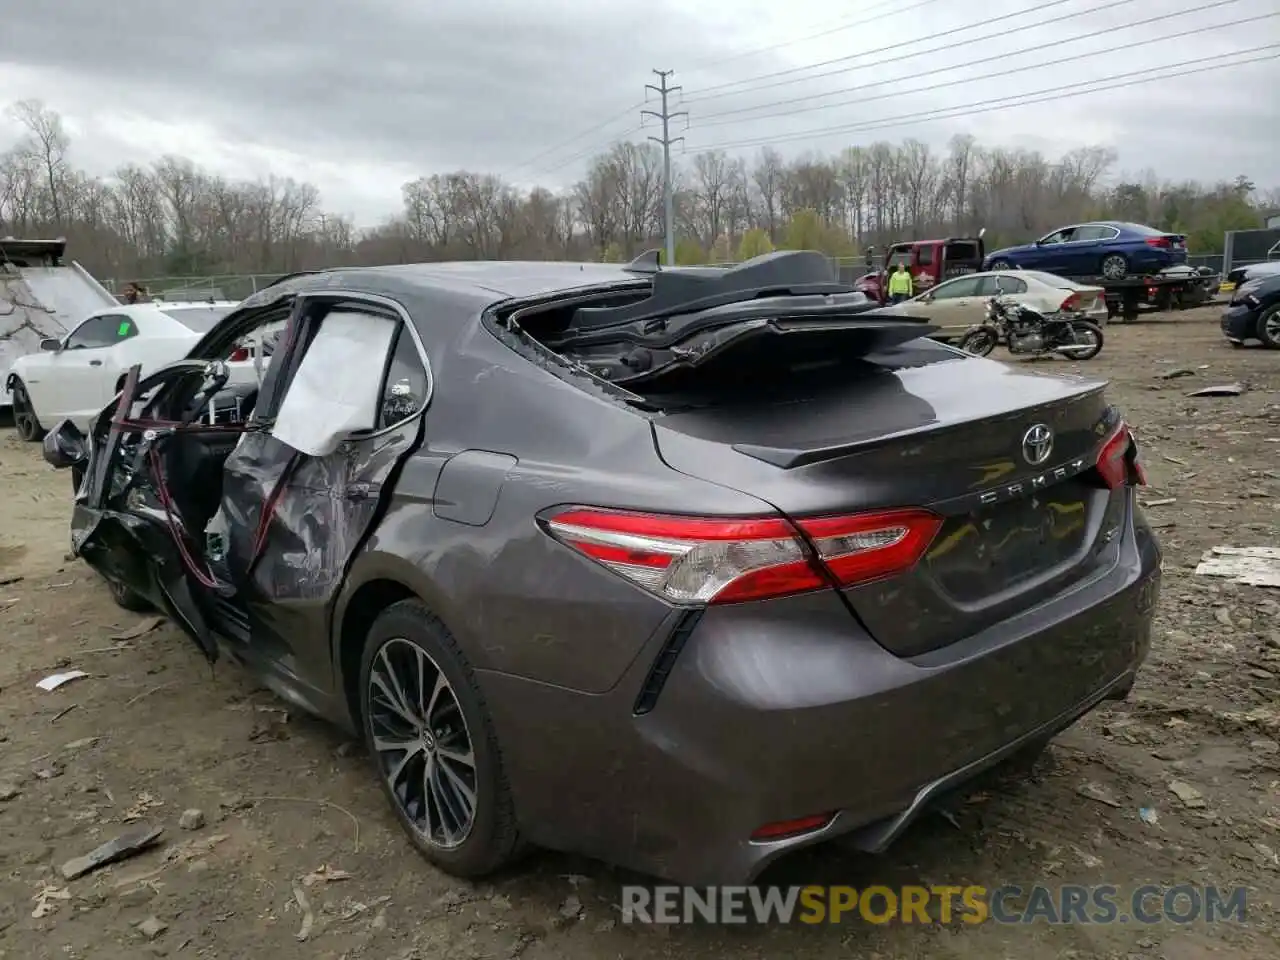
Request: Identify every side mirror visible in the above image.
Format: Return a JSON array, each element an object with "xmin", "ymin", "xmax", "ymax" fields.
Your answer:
[
  {"xmin": 42, "ymin": 420, "xmax": 88, "ymax": 470},
  {"xmin": 40, "ymin": 337, "xmax": 61, "ymax": 352}
]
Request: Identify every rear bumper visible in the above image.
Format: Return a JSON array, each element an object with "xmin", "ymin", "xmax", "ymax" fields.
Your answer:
[
  {"xmin": 481, "ymin": 496, "xmax": 1161, "ymax": 883},
  {"xmin": 1221, "ymin": 303, "xmax": 1258, "ymax": 342}
]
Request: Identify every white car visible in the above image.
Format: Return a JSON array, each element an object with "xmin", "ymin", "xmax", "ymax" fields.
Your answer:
[
  {"xmin": 7, "ymin": 301, "xmax": 244, "ymax": 439},
  {"xmin": 873, "ymin": 269, "xmax": 1108, "ymax": 339}
]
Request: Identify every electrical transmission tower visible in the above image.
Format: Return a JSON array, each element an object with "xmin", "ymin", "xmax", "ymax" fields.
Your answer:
[{"xmin": 643, "ymin": 70, "xmax": 686, "ymax": 266}]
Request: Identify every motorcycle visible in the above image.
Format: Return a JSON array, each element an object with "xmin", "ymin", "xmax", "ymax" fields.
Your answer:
[{"xmin": 958, "ymin": 296, "xmax": 1104, "ymax": 360}]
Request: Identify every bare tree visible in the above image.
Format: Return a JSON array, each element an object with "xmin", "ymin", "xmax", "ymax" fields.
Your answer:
[{"xmin": 0, "ymin": 92, "xmax": 1269, "ymax": 280}]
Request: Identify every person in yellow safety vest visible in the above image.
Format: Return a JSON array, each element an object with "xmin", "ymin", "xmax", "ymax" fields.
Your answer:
[{"xmin": 887, "ymin": 263, "xmax": 914, "ymax": 303}]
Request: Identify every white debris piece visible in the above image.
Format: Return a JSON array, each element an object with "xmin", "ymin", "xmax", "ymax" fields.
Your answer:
[
  {"xmin": 1195, "ymin": 546, "xmax": 1280, "ymax": 588},
  {"xmin": 36, "ymin": 670, "xmax": 89, "ymax": 691}
]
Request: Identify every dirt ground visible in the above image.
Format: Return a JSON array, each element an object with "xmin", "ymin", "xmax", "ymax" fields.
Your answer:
[{"xmin": 1, "ymin": 305, "xmax": 1278, "ymax": 960}]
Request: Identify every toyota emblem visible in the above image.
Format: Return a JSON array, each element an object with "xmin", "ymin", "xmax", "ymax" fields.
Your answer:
[{"xmin": 1021, "ymin": 423, "xmax": 1054, "ymax": 466}]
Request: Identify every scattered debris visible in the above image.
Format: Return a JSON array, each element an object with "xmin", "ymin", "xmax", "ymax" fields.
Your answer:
[
  {"xmin": 36, "ymin": 670, "xmax": 88, "ymax": 692},
  {"xmin": 0, "ymin": 575, "xmax": 23, "ymax": 586},
  {"xmin": 136, "ymin": 915, "xmax": 168, "ymax": 940},
  {"xmin": 110, "ymin": 616, "xmax": 166, "ymax": 641},
  {"xmin": 249, "ymin": 709, "xmax": 291, "ymax": 742},
  {"xmin": 178, "ymin": 808, "xmax": 206, "ymax": 831},
  {"xmin": 1160, "ymin": 368, "xmax": 1196, "ymax": 379},
  {"xmin": 63, "ymin": 736, "xmax": 99, "ymax": 752},
  {"xmin": 51, "ymin": 704, "xmax": 78, "ymax": 723},
  {"xmin": 302, "ymin": 865, "xmax": 353, "ymax": 886},
  {"xmin": 1076, "ymin": 781, "xmax": 1122, "ymax": 807},
  {"xmin": 125, "ymin": 681, "xmax": 182, "ymax": 707},
  {"xmin": 1141, "ymin": 498, "xmax": 1177, "ymax": 508},
  {"xmin": 245, "ymin": 795, "xmax": 361, "ymax": 852},
  {"xmin": 1187, "ymin": 383, "xmax": 1245, "ymax": 397},
  {"xmin": 60, "ymin": 824, "xmax": 164, "ymax": 881},
  {"xmin": 1162, "ymin": 454, "xmax": 1188, "ymax": 465},
  {"xmin": 31, "ymin": 885, "xmax": 70, "ymax": 919},
  {"xmin": 0, "ymin": 782, "xmax": 19, "ymax": 801},
  {"xmin": 1195, "ymin": 546, "xmax": 1280, "ymax": 588},
  {"xmin": 558, "ymin": 893, "xmax": 584, "ymax": 922},
  {"xmin": 1167, "ymin": 781, "xmax": 1206, "ymax": 809},
  {"xmin": 293, "ymin": 883, "xmax": 315, "ymax": 942},
  {"xmin": 123, "ymin": 793, "xmax": 164, "ymax": 821},
  {"xmin": 1139, "ymin": 807, "xmax": 1159, "ymax": 825}
]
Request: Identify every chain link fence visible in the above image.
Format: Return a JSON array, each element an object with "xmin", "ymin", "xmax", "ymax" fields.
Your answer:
[
  {"xmin": 107, "ymin": 242, "xmax": 1257, "ymax": 303},
  {"xmin": 102, "ymin": 274, "xmax": 286, "ymax": 303}
]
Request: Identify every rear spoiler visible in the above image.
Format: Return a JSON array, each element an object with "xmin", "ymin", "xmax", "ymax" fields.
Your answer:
[{"xmin": 573, "ymin": 250, "xmax": 849, "ymax": 331}]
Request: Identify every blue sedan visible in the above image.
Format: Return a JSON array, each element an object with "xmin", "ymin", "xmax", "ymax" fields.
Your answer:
[{"xmin": 983, "ymin": 221, "xmax": 1188, "ymax": 281}]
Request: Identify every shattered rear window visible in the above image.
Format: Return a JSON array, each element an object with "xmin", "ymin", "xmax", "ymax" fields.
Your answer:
[{"xmin": 163, "ymin": 306, "xmax": 234, "ymax": 333}]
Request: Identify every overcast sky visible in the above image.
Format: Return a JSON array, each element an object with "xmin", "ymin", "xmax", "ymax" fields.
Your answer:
[{"xmin": 1, "ymin": 0, "xmax": 1276, "ymax": 225}]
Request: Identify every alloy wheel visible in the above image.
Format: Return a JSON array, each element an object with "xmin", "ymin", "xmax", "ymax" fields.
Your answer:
[
  {"xmin": 367, "ymin": 637, "xmax": 477, "ymax": 849},
  {"xmin": 1263, "ymin": 309, "xmax": 1280, "ymax": 347},
  {"xmin": 1100, "ymin": 255, "xmax": 1127, "ymax": 281}
]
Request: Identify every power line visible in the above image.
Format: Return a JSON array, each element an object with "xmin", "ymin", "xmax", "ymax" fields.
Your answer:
[
  {"xmin": 679, "ymin": 0, "xmax": 1132, "ymax": 103},
  {"xmin": 524, "ymin": 125, "xmax": 645, "ymax": 177},
  {"xmin": 503, "ymin": 102, "xmax": 644, "ymax": 177},
  {"xmin": 681, "ymin": 0, "xmax": 943, "ymax": 74},
  {"xmin": 682, "ymin": 44, "xmax": 1280, "ymax": 153},
  {"xmin": 692, "ymin": 2, "xmax": 1272, "ymax": 129}
]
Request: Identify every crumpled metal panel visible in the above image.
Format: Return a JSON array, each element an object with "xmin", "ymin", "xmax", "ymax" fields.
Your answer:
[{"xmin": 221, "ymin": 420, "xmax": 420, "ymax": 606}]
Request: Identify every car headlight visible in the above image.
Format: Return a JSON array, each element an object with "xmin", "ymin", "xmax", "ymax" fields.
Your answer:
[{"xmin": 1233, "ymin": 280, "xmax": 1262, "ymax": 304}]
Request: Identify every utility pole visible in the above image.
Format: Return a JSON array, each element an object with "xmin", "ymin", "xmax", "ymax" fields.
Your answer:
[{"xmin": 643, "ymin": 70, "xmax": 686, "ymax": 267}]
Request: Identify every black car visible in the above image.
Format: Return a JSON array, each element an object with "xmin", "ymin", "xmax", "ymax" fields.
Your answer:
[
  {"xmin": 41, "ymin": 251, "xmax": 1160, "ymax": 885},
  {"xmin": 1221, "ymin": 272, "xmax": 1280, "ymax": 348}
]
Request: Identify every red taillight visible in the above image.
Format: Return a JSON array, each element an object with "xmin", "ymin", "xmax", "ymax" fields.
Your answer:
[
  {"xmin": 229, "ymin": 347, "xmax": 250, "ymax": 362},
  {"xmin": 1144, "ymin": 236, "xmax": 1172, "ymax": 249},
  {"xmin": 544, "ymin": 507, "xmax": 942, "ymax": 604},
  {"xmin": 1060, "ymin": 292, "xmax": 1082, "ymax": 312},
  {"xmin": 1096, "ymin": 421, "xmax": 1146, "ymax": 489},
  {"xmin": 751, "ymin": 813, "xmax": 835, "ymax": 842}
]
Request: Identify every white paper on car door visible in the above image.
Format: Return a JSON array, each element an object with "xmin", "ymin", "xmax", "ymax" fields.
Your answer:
[{"xmin": 271, "ymin": 310, "xmax": 397, "ymax": 457}]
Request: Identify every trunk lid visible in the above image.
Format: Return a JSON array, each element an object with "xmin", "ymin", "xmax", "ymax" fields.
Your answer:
[{"xmin": 651, "ymin": 344, "xmax": 1123, "ymax": 657}]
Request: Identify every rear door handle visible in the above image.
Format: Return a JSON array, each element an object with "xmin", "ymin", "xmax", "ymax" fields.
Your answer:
[{"xmin": 89, "ymin": 360, "xmax": 102, "ymax": 366}]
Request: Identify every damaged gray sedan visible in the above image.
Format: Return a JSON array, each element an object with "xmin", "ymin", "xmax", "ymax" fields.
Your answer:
[{"xmin": 43, "ymin": 252, "xmax": 1162, "ymax": 884}]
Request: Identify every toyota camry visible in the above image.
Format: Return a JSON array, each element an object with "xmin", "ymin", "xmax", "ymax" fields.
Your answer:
[{"xmin": 42, "ymin": 250, "xmax": 1161, "ymax": 884}]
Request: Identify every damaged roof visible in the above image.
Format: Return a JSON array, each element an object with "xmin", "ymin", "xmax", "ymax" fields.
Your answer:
[{"xmin": 249, "ymin": 261, "xmax": 644, "ymax": 311}]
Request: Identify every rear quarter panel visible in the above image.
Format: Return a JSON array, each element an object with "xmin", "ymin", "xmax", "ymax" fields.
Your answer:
[{"xmin": 341, "ymin": 300, "xmax": 779, "ymax": 695}]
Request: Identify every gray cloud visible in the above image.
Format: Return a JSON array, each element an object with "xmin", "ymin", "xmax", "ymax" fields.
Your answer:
[{"xmin": 1, "ymin": 0, "xmax": 1276, "ymax": 221}]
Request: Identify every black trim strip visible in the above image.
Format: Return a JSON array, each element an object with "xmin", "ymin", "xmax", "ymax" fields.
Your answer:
[{"xmin": 633, "ymin": 609, "xmax": 703, "ymax": 715}]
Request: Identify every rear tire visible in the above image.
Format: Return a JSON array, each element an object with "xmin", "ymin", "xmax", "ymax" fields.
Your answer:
[
  {"xmin": 107, "ymin": 576, "xmax": 153, "ymax": 612},
  {"xmin": 359, "ymin": 600, "xmax": 522, "ymax": 878},
  {"xmin": 1056, "ymin": 321, "xmax": 1104, "ymax": 360},
  {"xmin": 958, "ymin": 325, "xmax": 999, "ymax": 357},
  {"xmin": 1257, "ymin": 304, "xmax": 1280, "ymax": 350},
  {"xmin": 10, "ymin": 380, "xmax": 44, "ymax": 443},
  {"xmin": 1100, "ymin": 254, "xmax": 1129, "ymax": 281}
]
